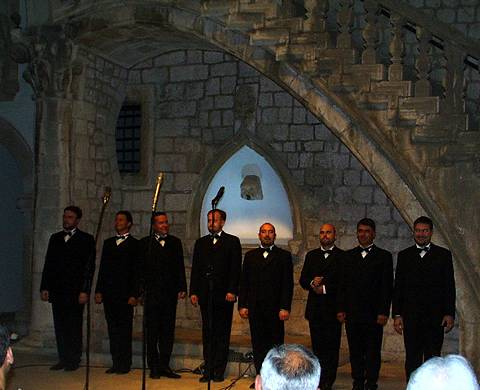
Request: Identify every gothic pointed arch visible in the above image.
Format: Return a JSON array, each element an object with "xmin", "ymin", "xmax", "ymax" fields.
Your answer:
[
  {"xmin": 0, "ymin": 116, "xmax": 34, "ymax": 333},
  {"xmin": 186, "ymin": 132, "xmax": 304, "ymax": 251}
]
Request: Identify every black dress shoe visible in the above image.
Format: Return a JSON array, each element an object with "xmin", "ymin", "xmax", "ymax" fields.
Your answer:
[
  {"xmin": 50, "ymin": 363, "xmax": 65, "ymax": 371},
  {"xmin": 64, "ymin": 364, "xmax": 80, "ymax": 371},
  {"xmin": 159, "ymin": 368, "xmax": 181, "ymax": 379},
  {"xmin": 249, "ymin": 382, "xmax": 256, "ymax": 389},
  {"xmin": 199, "ymin": 375, "xmax": 210, "ymax": 383},
  {"xmin": 105, "ymin": 367, "xmax": 116, "ymax": 374},
  {"xmin": 150, "ymin": 371, "xmax": 161, "ymax": 379},
  {"xmin": 213, "ymin": 375, "xmax": 224, "ymax": 382}
]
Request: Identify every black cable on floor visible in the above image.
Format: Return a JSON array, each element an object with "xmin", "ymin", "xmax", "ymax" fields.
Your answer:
[{"xmin": 219, "ymin": 362, "xmax": 254, "ymax": 390}]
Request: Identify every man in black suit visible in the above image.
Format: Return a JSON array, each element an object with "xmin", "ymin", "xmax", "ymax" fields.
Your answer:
[
  {"xmin": 40, "ymin": 206, "xmax": 96, "ymax": 371},
  {"xmin": 300, "ymin": 223, "xmax": 344, "ymax": 390},
  {"xmin": 189, "ymin": 209, "xmax": 242, "ymax": 383},
  {"xmin": 337, "ymin": 218, "xmax": 393, "ymax": 390},
  {"xmin": 238, "ymin": 223, "xmax": 294, "ymax": 388},
  {"xmin": 392, "ymin": 216, "xmax": 455, "ymax": 380},
  {"xmin": 141, "ymin": 212, "xmax": 187, "ymax": 379},
  {"xmin": 95, "ymin": 211, "xmax": 139, "ymax": 374}
]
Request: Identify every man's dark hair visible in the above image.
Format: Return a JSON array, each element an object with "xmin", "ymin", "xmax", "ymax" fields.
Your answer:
[
  {"xmin": 414, "ymin": 216, "xmax": 434, "ymax": 230},
  {"xmin": 116, "ymin": 210, "xmax": 133, "ymax": 224},
  {"xmin": 0, "ymin": 325, "xmax": 10, "ymax": 366},
  {"xmin": 357, "ymin": 218, "xmax": 376, "ymax": 232},
  {"xmin": 64, "ymin": 205, "xmax": 82, "ymax": 219},
  {"xmin": 151, "ymin": 211, "xmax": 167, "ymax": 224},
  {"xmin": 208, "ymin": 209, "xmax": 227, "ymax": 221}
]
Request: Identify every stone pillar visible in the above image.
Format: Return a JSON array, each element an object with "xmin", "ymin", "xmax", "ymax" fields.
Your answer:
[{"xmin": 10, "ymin": 21, "xmax": 83, "ymax": 345}]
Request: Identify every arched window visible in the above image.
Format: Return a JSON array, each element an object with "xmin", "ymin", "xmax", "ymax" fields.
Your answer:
[{"xmin": 200, "ymin": 146, "xmax": 293, "ymax": 245}]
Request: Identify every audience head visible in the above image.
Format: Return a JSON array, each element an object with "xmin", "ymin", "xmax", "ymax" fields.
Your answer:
[
  {"xmin": 407, "ymin": 355, "xmax": 479, "ymax": 390},
  {"xmin": 0, "ymin": 325, "xmax": 13, "ymax": 374},
  {"xmin": 256, "ymin": 344, "xmax": 321, "ymax": 390}
]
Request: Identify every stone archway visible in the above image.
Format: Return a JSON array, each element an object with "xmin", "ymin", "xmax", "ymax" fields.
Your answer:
[
  {"xmin": 0, "ymin": 117, "xmax": 34, "ymax": 334},
  {"xmin": 22, "ymin": 0, "xmax": 479, "ymax": 369}
]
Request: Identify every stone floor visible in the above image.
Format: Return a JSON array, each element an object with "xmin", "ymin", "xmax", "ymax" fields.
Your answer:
[{"xmin": 6, "ymin": 350, "xmax": 407, "ymax": 390}]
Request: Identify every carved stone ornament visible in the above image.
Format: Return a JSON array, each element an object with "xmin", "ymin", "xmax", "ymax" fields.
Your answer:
[{"xmin": 9, "ymin": 20, "xmax": 83, "ymax": 99}]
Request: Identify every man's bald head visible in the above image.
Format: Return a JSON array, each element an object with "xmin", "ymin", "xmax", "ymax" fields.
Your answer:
[
  {"xmin": 259, "ymin": 223, "xmax": 276, "ymax": 233},
  {"xmin": 319, "ymin": 223, "xmax": 336, "ymax": 248},
  {"xmin": 257, "ymin": 344, "xmax": 320, "ymax": 390},
  {"xmin": 259, "ymin": 223, "xmax": 276, "ymax": 247}
]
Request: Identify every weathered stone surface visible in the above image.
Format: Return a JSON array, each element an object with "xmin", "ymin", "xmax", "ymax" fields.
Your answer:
[
  {"xmin": 22, "ymin": 0, "xmax": 480, "ymax": 366},
  {"xmin": 170, "ymin": 65, "xmax": 209, "ymax": 81}
]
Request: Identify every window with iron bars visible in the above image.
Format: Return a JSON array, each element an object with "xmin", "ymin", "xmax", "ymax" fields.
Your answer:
[{"xmin": 115, "ymin": 104, "xmax": 141, "ymax": 174}]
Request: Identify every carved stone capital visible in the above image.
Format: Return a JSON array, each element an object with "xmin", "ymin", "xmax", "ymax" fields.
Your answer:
[{"xmin": 10, "ymin": 21, "xmax": 83, "ymax": 99}]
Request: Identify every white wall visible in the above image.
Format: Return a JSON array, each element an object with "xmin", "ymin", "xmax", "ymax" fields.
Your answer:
[{"xmin": 200, "ymin": 146, "xmax": 293, "ymax": 244}]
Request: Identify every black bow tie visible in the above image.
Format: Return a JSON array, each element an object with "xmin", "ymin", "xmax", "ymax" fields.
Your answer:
[
  {"xmin": 417, "ymin": 246, "xmax": 430, "ymax": 253},
  {"xmin": 360, "ymin": 246, "xmax": 372, "ymax": 252},
  {"xmin": 63, "ymin": 231, "xmax": 73, "ymax": 237},
  {"xmin": 156, "ymin": 235, "xmax": 167, "ymax": 241},
  {"xmin": 262, "ymin": 247, "xmax": 272, "ymax": 253},
  {"xmin": 211, "ymin": 234, "xmax": 220, "ymax": 240},
  {"xmin": 322, "ymin": 249, "xmax": 333, "ymax": 255},
  {"xmin": 116, "ymin": 235, "xmax": 128, "ymax": 240}
]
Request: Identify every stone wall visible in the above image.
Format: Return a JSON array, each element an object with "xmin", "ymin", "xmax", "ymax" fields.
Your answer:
[
  {"xmin": 118, "ymin": 48, "xmax": 458, "ymax": 358},
  {"xmin": 401, "ymin": 0, "xmax": 480, "ymax": 40}
]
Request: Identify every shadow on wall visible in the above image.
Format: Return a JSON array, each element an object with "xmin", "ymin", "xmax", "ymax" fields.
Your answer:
[{"xmin": 0, "ymin": 144, "xmax": 24, "ymax": 313}]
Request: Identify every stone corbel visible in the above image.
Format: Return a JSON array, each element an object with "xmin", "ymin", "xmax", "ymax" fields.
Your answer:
[{"xmin": 9, "ymin": 19, "xmax": 83, "ymax": 99}]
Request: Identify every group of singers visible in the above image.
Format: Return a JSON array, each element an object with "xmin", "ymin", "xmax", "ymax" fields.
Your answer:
[{"xmin": 40, "ymin": 206, "xmax": 455, "ymax": 390}]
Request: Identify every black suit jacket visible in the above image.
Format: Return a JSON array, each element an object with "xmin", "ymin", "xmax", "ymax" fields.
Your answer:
[
  {"xmin": 140, "ymin": 234, "xmax": 187, "ymax": 305},
  {"xmin": 95, "ymin": 235, "xmax": 140, "ymax": 304},
  {"xmin": 238, "ymin": 246, "xmax": 294, "ymax": 315},
  {"xmin": 337, "ymin": 245, "xmax": 393, "ymax": 323},
  {"xmin": 300, "ymin": 246, "xmax": 345, "ymax": 322},
  {"xmin": 189, "ymin": 232, "xmax": 242, "ymax": 305},
  {"xmin": 40, "ymin": 229, "xmax": 96, "ymax": 305},
  {"xmin": 392, "ymin": 243, "xmax": 455, "ymax": 323}
]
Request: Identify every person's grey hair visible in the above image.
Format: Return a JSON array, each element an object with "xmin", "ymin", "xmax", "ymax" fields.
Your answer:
[
  {"xmin": 260, "ymin": 344, "xmax": 321, "ymax": 390},
  {"xmin": 407, "ymin": 355, "xmax": 479, "ymax": 390}
]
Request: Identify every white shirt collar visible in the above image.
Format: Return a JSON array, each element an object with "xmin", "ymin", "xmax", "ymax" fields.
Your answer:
[
  {"xmin": 260, "ymin": 245, "xmax": 275, "ymax": 250},
  {"xmin": 415, "ymin": 243, "xmax": 431, "ymax": 250},
  {"xmin": 360, "ymin": 243, "xmax": 374, "ymax": 250},
  {"xmin": 321, "ymin": 245, "xmax": 335, "ymax": 251}
]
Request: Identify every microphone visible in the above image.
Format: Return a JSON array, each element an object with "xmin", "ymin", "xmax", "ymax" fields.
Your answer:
[
  {"xmin": 152, "ymin": 173, "xmax": 164, "ymax": 212},
  {"xmin": 211, "ymin": 186, "xmax": 225, "ymax": 208},
  {"xmin": 102, "ymin": 186, "xmax": 112, "ymax": 205}
]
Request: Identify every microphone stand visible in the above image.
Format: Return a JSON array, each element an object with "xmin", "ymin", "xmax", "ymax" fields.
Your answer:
[
  {"xmin": 141, "ymin": 173, "xmax": 164, "ymax": 390},
  {"xmin": 84, "ymin": 187, "xmax": 112, "ymax": 390},
  {"xmin": 206, "ymin": 194, "xmax": 222, "ymax": 390}
]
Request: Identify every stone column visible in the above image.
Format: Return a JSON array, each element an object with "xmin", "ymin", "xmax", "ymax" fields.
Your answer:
[{"xmin": 10, "ymin": 22, "xmax": 82, "ymax": 345}]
